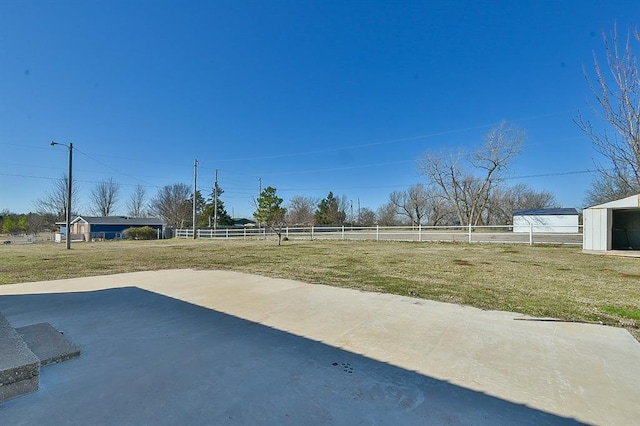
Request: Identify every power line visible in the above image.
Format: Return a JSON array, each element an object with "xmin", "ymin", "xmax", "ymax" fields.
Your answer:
[
  {"xmin": 0, "ymin": 172, "xmax": 161, "ymax": 188},
  {"xmin": 504, "ymin": 169, "xmax": 598, "ymax": 180},
  {"xmin": 200, "ymin": 110, "xmax": 577, "ymax": 164},
  {"xmin": 0, "ymin": 109, "xmax": 586, "ymax": 179},
  {"xmin": 74, "ymin": 147, "xmax": 155, "ymax": 187}
]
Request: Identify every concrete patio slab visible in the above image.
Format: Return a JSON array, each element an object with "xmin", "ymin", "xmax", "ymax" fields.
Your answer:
[
  {"xmin": 16, "ymin": 322, "xmax": 80, "ymax": 366},
  {"xmin": 0, "ymin": 269, "xmax": 638, "ymax": 425},
  {"xmin": 0, "ymin": 313, "xmax": 40, "ymax": 402}
]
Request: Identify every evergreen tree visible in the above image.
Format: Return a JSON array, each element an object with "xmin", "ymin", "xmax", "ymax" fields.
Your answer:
[
  {"xmin": 315, "ymin": 192, "xmax": 347, "ymax": 225},
  {"xmin": 190, "ymin": 190, "xmax": 207, "ymax": 227},
  {"xmin": 201, "ymin": 182, "xmax": 233, "ymax": 227},
  {"xmin": 254, "ymin": 186, "xmax": 287, "ymax": 245}
]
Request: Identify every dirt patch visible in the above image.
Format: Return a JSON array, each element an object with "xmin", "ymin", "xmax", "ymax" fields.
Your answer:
[
  {"xmin": 453, "ymin": 259, "xmax": 472, "ymax": 266},
  {"xmin": 603, "ymin": 268, "xmax": 640, "ymax": 279}
]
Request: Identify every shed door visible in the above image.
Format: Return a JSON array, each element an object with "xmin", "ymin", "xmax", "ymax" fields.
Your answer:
[{"xmin": 612, "ymin": 210, "xmax": 640, "ymax": 249}]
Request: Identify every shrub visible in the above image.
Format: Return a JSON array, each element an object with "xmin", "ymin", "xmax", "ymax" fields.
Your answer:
[{"xmin": 124, "ymin": 226, "xmax": 158, "ymax": 240}]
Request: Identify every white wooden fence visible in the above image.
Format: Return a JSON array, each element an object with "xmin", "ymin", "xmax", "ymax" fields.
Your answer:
[{"xmin": 175, "ymin": 224, "xmax": 583, "ymax": 246}]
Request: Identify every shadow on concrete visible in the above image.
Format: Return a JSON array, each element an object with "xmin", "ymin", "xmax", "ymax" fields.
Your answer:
[{"xmin": 0, "ymin": 287, "xmax": 584, "ymax": 425}]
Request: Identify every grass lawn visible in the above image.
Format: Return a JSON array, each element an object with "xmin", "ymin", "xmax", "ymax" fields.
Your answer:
[{"xmin": 1, "ymin": 238, "xmax": 639, "ymax": 338}]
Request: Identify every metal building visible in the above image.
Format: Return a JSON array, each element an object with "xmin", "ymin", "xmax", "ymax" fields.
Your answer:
[
  {"xmin": 512, "ymin": 208, "xmax": 579, "ymax": 233},
  {"xmin": 583, "ymin": 194, "xmax": 640, "ymax": 252}
]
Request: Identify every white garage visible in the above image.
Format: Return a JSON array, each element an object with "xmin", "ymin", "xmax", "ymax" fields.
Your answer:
[
  {"xmin": 583, "ymin": 194, "xmax": 640, "ymax": 253},
  {"xmin": 512, "ymin": 208, "xmax": 579, "ymax": 233}
]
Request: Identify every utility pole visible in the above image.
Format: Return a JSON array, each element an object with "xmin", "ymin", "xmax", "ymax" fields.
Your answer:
[
  {"xmin": 193, "ymin": 159, "xmax": 198, "ymax": 239},
  {"xmin": 350, "ymin": 200, "xmax": 354, "ymax": 228},
  {"xmin": 257, "ymin": 177, "xmax": 262, "ymax": 229},
  {"xmin": 67, "ymin": 143, "xmax": 73, "ymax": 249},
  {"xmin": 51, "ymin": 141, "xmax": 73, "ymax": 250},
  {"xmin": 213, "ymin": 169, "xmax": 218, "ymax": 231}
]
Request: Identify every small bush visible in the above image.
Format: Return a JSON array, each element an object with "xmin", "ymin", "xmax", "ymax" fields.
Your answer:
[{"xmin": 124, "ymin": 226, "xmax": 158, "ymax": 240}]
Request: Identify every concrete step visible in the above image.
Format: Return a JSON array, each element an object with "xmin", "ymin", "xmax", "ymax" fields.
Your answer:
[
  {"xmin": 0, "ymin": 313, "xmax": 40, "ymax": 402},
  {"xmin": 16, "ymin": 323, "xmax": 80, "ymax": 366}
]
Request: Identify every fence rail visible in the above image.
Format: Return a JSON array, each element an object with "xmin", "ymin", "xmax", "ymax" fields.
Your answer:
[{"xmin": 175, "ymin": 225, "xmax": 583, "ymax": 246}]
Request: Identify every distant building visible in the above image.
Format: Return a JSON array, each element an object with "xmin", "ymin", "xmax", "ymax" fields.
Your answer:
[
  {"xmin": 57, "ymin": 216, "xmax": 165, "ymax": 241},
  {"xmin": 233, "ymin": 218, "xmax": 256, "ymax": 227},
  {"xmin": 512, "ymin": 208, "xmax": 579, "ymax": 233},
  {"xmin": 583, "ymin": 194, "xmax": 640, "ymax": 252}
]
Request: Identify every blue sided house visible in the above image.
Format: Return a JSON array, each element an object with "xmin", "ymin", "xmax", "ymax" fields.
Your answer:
[{"xmin": 65, "ymin": 216, "xmax": 165, "ymax": 241}]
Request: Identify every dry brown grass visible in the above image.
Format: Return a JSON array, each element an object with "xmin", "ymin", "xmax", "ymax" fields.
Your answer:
[{"xmin": 1, "ymin": 238, "xmax": 639, "ymax": 337}]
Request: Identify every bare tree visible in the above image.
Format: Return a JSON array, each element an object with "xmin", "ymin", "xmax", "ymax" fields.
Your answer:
[
  {"xmin": 376, "ymin": 201, "xmax": 401, "ymax": 226},
  {"xmin": 356, "ymin": 207, "xmax": 377, "ymax": 226},
  {"xmin": 419, "ymin": 121, "xmax": 525, "ymax": 226},
  {"xmin": 335, "ymin": 194, "xmax": 350, "ymax": 224},
  {"xmin": 27, "ymin": 212, "xmax": 57, "ymax": 234},
  {"xmin": 389, "ymin": 184, "xmax": 431, "ymax": 227},
  {"xmin": 90, "ymin": 178, "xmax": 120, "ymax": 217},
  {"xmin": 286, "ymin": 195, "xmax": 317, "ymax": 225},
  {"xmin": 150, "ymin": 183, "xmax": 192, "ymax": 228},
  {"xmin": 485, "ymin": 183, "xmax": 557, "ymax": 225},
  {"xmin": 33, "ymin": 173, "xmax": 80, "ymax": 220},
  {"xmin": 427, "ymin": 189, "xmax": 457, "ymax": 226},
  {"xmin": 127, "ymin": 184, "xmax": 148, "ymax": 218},
  {"xmin": 576, "ymin": 25, "xmax": 640, "ymax": 205}
]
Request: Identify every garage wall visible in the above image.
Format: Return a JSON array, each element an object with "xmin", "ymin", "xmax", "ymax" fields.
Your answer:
[{"xmin": 583, "ymin": 208, "xmax": 610, "ymax": 251}]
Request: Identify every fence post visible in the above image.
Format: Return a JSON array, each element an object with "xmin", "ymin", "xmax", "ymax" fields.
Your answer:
[
  {"xmin": 342, "ymin": 225, "xmax": 345, "ymax": 240},
  {"xmin": 243, "ymin": 227, "xmax": 246, "ymax": 240},
  {"xmin": 286, "ymin": 227, "xmax": 289, "ymax": 239},
  {"xmin": 418, "ymin": 224, "xmax": 422, "ymax": 242},
  {"xmin": 468, "ymin": 223, "xmax": 472, "ymax": 243},
  {"xmin": 311, "ymin": 225, "xmax": 314, "ymax": 241},
  {"xmin": 376, "ymin": 225, "xmax": 379, "ymax": 241},
  {"xmin": 529, "ymin": 223, "xmax": 533, "ymax": 246}
]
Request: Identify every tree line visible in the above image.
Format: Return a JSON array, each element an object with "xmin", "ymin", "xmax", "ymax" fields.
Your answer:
[
  {"xmin": 253, "ymin": 121, "xmax": 557, "ymax": 244},
  {"xmin": 5, "ymin": 121, "xmax": 555, "ymax": 235}
]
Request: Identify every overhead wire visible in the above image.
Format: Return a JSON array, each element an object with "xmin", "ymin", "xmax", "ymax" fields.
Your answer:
[{"xmin": 0, "ymin": 108, "xmax": 595, "ymax": 207}]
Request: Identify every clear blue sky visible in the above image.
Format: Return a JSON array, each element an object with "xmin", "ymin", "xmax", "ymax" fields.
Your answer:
[{"xmin": 1, "ymin": 1, "xmax": 638, "ymax": 218}]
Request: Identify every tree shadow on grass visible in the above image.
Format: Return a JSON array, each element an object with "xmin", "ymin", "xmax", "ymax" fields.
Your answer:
[{"xmin": 0, "ymin": 287, "xmax": 584, "ymax": 425}]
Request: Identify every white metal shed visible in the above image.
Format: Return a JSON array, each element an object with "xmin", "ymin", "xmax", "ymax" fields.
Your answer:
[
  {"xmin": 583, "ymin": 194, "xmax": 640, "ymax": 252},
  {"xmin": 512, "ymin": 208, "xmax": 579, "ymax": 233}
]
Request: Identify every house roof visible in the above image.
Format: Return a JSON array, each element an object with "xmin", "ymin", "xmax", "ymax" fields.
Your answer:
[
  {"xmin": 71, "ymin": 216, "xmax": 165, "ymax": 226},
  {"xmin": 233, "ymin": 218, "xmax": 256, "ymax": 226},
  {"xmin": 513, "ymin": 208, "xmax": 579, "ymax": 216}
]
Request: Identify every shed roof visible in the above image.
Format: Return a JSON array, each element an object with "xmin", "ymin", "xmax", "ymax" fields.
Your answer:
[
  {"xmin": 71, "ymin": 216, "xmax": 164, "ymax": 226},
  {"xmin": 513, "ymin": 208, "xmax": 578, "ymax": 216},
  {"xmin": 587, "ymin": 194, "xmax": 640, "ymax": 209}
]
